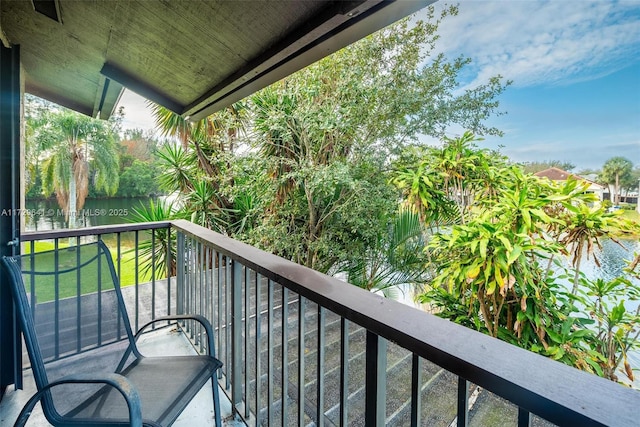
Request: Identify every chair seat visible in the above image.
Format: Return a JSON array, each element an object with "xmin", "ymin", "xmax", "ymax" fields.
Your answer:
[{"xmin": 64, "ymin": 355, "xmax": 222, "ymax": 426}]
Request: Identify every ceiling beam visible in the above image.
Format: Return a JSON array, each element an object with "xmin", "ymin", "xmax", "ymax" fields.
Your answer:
[
  {"xmin": 27, "ymin": 83, "xmax": 94, "ymax": 117},
  {"xmin": 183, "ymin": 0, "xmax": 377, "ymax": 118},
  {"xmin": 90, "ymin": 76, "xmax": 123, "ymax": 120},
  {"xmin": 186, "ymin": 0, "xmax": 433, "ymax": 121},
  {"xmin": 100, "ymin": 62, "xmax": 184, "ymax": 115}
]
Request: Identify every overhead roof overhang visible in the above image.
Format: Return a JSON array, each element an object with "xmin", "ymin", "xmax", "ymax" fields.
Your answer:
[{"xmin": 1, "ymin": 0, "xmax": 432, "ymax": 121}]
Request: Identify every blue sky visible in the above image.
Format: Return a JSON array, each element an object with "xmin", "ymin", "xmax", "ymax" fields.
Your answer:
[
  {"xmin": 426, "ymin": 0, "xmax": 640, "ymax": 171},
  {"xmin": 118, "ymin": 0, "xmax": 640, "ymax": 171}
]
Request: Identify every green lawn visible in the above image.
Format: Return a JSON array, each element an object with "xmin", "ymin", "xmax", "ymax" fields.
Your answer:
[
  {"xmin": 621, "ymin": 208, "xmax": 640, "ymax": 223},
  {"xmin": 22, "ymin": 241, "xmax": 155, "ymax": 302}
]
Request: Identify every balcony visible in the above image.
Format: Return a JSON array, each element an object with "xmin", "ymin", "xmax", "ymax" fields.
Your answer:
[{"xmin": 1, "ymin": 219, "xmax": 638, "ymax": 426}]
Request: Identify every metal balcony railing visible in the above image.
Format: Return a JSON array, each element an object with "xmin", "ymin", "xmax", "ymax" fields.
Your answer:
[{"xmin": 16, "ymin": 219, "xmax": 640, "ymax": 427}]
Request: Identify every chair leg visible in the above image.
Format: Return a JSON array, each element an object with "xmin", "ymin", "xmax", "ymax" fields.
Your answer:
[{"xmin": 212, "ymin": 375, "xmax": 222, "ymax": 427}]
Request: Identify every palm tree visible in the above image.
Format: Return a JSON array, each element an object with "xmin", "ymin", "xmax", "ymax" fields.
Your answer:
[
  {"xmin": 149, "ymin": 103, "xmax": 245, "ymax": 215},
  {"xmin": 131, "ymin": 199, "xmax": 183, "ymax": 277},
  {"xmin": 600, "ymin": 156, "xmax": 633, "ymax": 205},
  {"xmin": 37, "ymin": 111, "xmax": 119, "ymax": 227},
  {"xmin": 334, "ymin": 209, "xmax": 430, "ymax": 297}
]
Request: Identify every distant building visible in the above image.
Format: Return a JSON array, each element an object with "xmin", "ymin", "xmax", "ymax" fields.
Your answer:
[{"xmin": 533, "ymin": 167, "xmax": 606, "ymax": 202}]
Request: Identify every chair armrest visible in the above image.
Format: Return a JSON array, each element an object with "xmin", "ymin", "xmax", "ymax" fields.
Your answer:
[
  {"xmin": 135, "ymin": 315, "xmax": 217, "ymax": 358},
  {"xmin": 14, "ymin": 373, "xmax": 142, "ymax": 427}
]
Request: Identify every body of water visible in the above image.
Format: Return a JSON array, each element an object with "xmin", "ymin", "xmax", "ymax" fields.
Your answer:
[
  {"xmin": 23, "ymin": 197, "xmax": 161, "ymax": 249},
  {"xmin": 574, "ymin": 238, "xmax": 639, "ymax": 285},
  {"xmin": 24, "ymin": 197, "xmax": 157, "ymax": 231}
]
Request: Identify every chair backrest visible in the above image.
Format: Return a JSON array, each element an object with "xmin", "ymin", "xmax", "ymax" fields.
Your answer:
[{"xmin": 2, "ymin": 241, "xmax": 140, "ymax": 418}]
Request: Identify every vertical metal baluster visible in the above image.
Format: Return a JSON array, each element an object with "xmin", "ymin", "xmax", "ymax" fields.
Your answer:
[
  {"xmin": 340, "ymin": 318, "xmax": 349, "ymax": 427},
  {"xmin": 410, "ymin": 354, "xmax": 422, "ymax": 426},
  {"xmin": 185, "ymin": 237, "xmax": 191, "ymax": 335},
  {"xmin": 184, "ymin": 236, "xmax": 188, "ymax": 321},
  {"xmin": 191, "ymin": 240, "xmax": 196, "ymax": 342},
  {"xmin": 151, "ymin": 229, "xmax": 156, "ymax": 325},
  {"xmin": 317, "ymin": 306, "xmax": 325, "ymax": 425},
  {"xmin": 205, "ymin": 246, "xmax": 211, "ymax": 353},
  {"xmin": 184, "ymin": 236, "xmax": 189, "ymax": 333},
  {"xmin": 212, "ymin": 247, "xmax": 217, "ymax": 348},
  {"xmin": 192, "ymin": 238, "xmax": 197, "ymax": 336},
  {"xmin": 225, "ymin": 255, "xmax": 231, "ymax": 390},
  {"xmin": 365, "ymin": 331, "xmax": 386, "ymax": 427},
  {"xmin": 457, "ymin": 377, "xmax": 469, "ymax": 427},
  {"xmin": 245, "ymin": 266, "xmax": 251, "ymax": 419},
  {"xmin": 282, "ymin": 287, "xmax": 289, "ymax": 425},
  {"xmin": 199, "ymin": 241, "xmax": 204, "ymax": 350},
  {"xmin": 192, "ymin": 238, "xmax": 197, "ymax": 334},
  {"xmin": 267, "ymin": 279, "xmax": 274, "ymax": 426},
  {"xmin": 518, "ymin": 407, "xmax": 531, "ymax": 427},
  {"xmin": 188, "ymin": 237, "xmax": 194, "ymax": 336},
  {"xmin": 297, "ymin": 296, "xmax": 305, "ymax": 427},
  {"xmin": 232, "ymin": 259, "xmax": 243, "ymax": 409},
  {"xmin": 166, "ymin": 226, "xmax": 172, "ymax": 318},
  {"xmin": 176, "ymin": 232, "xmax": 185, "ymax": 315},
  {"xmin": 96, "ymin": 236, "xmax": 102, "ymax": 348},
  {"xmin": 54, "ymin": 238, "xmax": 59, "ymax": 358},
  {"xmin": 117, "ymin": 233, "xmax": 122, "ymax": 339},
  {"xmin": 217, "ymin": 251, "xmax": 223, "ymax": 380},
  {"xmin": 192, "ymin": 240, "xmax": 197, "ymax": 342},
  {"xmin": 76, "ymin": 236, "xmax": 81, "ymax": 352},
  {"xmin": 134, "ymin": 230, "xmax": 139, "ymax": 331},
  {"xmin": 29, "ymin": 241, "xmax": 35, "ymax": 316},
  {"xmin": 255, "ymin": 272, "xmax": 262, "ymax": 425}
]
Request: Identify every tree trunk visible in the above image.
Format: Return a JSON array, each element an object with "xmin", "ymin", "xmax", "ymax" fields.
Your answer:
[{"xmin": 68, "ymin": 172, "xmax": 77, "ymax": 229}]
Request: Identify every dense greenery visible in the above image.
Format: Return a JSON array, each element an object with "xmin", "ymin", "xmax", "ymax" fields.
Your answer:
[
  {"xmin": 26, "ymin": 98, "xmax": 163, "ymax": 215},
  {"xmin": 137, "ymin": 9, "xmax": 639, "ymax": 384},
  {"xmin": 114, "ymin": 129, "xmax": 162, "ymax": 198},
  {"xmin": 24, "ymin": 7, "xmax": 639, "ymax": 386},
  {"xmin": 150, "ymin": 7, "xmax": 509, "ymax": 274},
  {"xmin": 393, "ymin": 133, "xmax": 640, "ymax": 384}
]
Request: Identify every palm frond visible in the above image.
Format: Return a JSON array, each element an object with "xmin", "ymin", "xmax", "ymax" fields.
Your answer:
[{"xmin": 130, "ymin": 199, "xmax": 181, "ymax": 278}]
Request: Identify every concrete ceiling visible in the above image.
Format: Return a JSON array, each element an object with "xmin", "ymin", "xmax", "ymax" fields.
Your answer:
[{"xmin": 0, "ymin": 0, "xmax": 431, "ymax": 121}]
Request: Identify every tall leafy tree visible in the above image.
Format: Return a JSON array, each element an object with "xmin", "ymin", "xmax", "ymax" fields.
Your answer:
[
  {"xmin": 24, "ymin": 95, "xmax": 62, "ymax": 196},
  {"xmin": 115, "ymin": 129, "xmax": 162, "ymax": 198},
  {"xmin": 621, "ymin": 166, "xmax": 640, "ymax": 196},
  {"xmin": 600, "ymin": 156, "xmax": 633, "ymax": 204},
  {"xmin": 35, "ymin": 111, "xmax": 119, "ymax": 227},
  {"xmin": 249, "ymin": 6, "xmax": 509, "ymax": 271}
]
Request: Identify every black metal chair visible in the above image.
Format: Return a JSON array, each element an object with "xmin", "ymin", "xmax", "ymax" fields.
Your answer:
[{"xmin": 2, "ymin": 241, "xmax": 223, "ymax": 427}]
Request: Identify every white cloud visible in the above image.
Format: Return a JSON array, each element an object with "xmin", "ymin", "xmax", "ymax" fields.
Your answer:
[
  {"xmin": 425, "ymin": 1, "xmax": 640, "ymax": 88},
  {"xmin": 116, "ymin": 89, "xmax": 157, "ymax": 133}
]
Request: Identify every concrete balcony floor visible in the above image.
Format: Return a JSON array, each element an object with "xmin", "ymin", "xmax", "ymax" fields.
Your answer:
[{"xmin": 0, "ymin": 328, "xmax": 243, "ymax": 426}]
